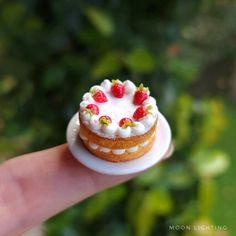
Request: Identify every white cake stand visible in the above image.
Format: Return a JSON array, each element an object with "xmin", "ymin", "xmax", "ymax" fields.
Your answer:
[{"xmin": 66, "ymin": 112, "xmax": 171, "ymax": 176}]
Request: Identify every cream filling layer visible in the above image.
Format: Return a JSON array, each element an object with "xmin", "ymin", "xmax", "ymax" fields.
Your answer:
[{"xmin": 80, "ymin": 132, "xmax": 156, "ymax": 155}]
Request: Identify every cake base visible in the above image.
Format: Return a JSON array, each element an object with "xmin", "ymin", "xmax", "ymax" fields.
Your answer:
[
  {"xmin": 81, "ymin": 134, "xmax": 156, "ymax": 162},
  {"xmin": 79, "ymin": 116, "xmax": 157, "ymax": 163},
  {"xmin": 66, "ymin": 112, "xmax": 172, "ymax": 175}
]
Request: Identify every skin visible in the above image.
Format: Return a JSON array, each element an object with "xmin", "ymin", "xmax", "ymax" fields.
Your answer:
[{"xmin": 0, "ymin": 143, "xmax": 173, "ymax": 236}]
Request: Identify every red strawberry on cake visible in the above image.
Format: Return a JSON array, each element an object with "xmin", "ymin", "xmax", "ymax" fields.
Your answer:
[
  {"xmin": 119, "ymin": 118, "xmax": 135, "ymax": 128},
  {"xmin": 84, "ymin": 104, "xmax": 100, "ymax": 115},
  {"xmin": 99, "ymin": 115, "xmax": 112, "ymax": 125},
  {"xmin": 90, "ymin": 87, "xmax": 108, "ymax": 103},
  {"xmin": 79, "ymin": 79, "xmax": 158, "ymax": 162},
  {"xmin": 111, "ymin": 80, "xmax": 125, "ymax": 98},
  {"xmin": 133, "ymin": 83, "xmax": 150, "ymax": 105},
  {"xmin": 133, "ymin": 105, "xmax": 153, "ymax": 121}
]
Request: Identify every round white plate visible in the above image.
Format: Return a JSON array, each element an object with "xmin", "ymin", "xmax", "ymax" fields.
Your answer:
[{"xmin": 66, "ymin": 112, "xmax": 171, "ymax": 176}]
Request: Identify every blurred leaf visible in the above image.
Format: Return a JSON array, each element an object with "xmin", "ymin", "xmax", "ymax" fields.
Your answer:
[
  {"xmin": 61, "ymin": 227, "xmax": 78, "ymax": 236},
  {"xmin": 126, "ymin": 48, "xmax": 156, "ymax": 73},
  {"xmin": 62, "ymin": 55, "xmax": 82, "ymax": 73},
  {"xmin": 198, "ymin": 178, "xmax": 216, "ymax": 216},
  {"xmin": 84, "ymin": 185, "xmax": 126, "ymax": 221},
  {"xmin": 191, "ymin": 149, "xmax": 230, "ymax": 178},
  {"xmin": 134, "ymin": 166, "xmax": 163, "ymax": 187},
  {"xmin": 126, "ymin": 190, "xmax": 144, "ymax": 228},
  {"xmin": 135, "ymin": 205, "xmax": 155, "ymax": 236},
  {"xmin": 85, "ymin": 6, "xmax": 114, "ymax": 36},
  {"xmin": 0, "ymin": 118, "xmax": 5, "ymax": 131},
  {"xmin": 200, "ymin": 100, "xmax": 227, "ymax": 146},
  {"xmin": 174, "ymin": 95, "xmax": 193, "ymax": 148},
  {"xmin": 0, "ymin": 138, "xmax": 16, "ymax": 159},
  {"xmin": 42, "ymin": 66, "xmax": 66, "ymax": 90},
  {"xmin": 92, "ymin": 52, "xmax": 122, "ymax": 78},
  {"xmin": 97, "ymin": 222, "xmax": 131, "ymax": 236},
  {"xmin": 167, "ymin": 58, "xmax": 198, "ymax": 83},
  {"xmin": 185, "ymin": 217, "xmax": 215, "ymax": 236},
  {"xmin": 165, "ymin": 163, "xmax": 194, "ymax": 189},
  {"xmin": 168, "ymin": 201, "xmax": 198, "ymax": 226},
  {"xmin": 24, "ymin": 17, "xmax": 43, "ymax": 31},
  {"xmin": 47, "ymin": 29, "xmax": 70, "ymax": 52},
  {"xmin": 145, "ymin": 188, "xmax": 173, "ymax": 215},
  {"xmin": 0, "ymin": 75, "xmax": 17, "ymax": 94},
  {"xmin": 46, "ymin": 208, "xmax": 82, "ymax": 236},
  {"xmin": 1, "ymin": 3, "xmax": 25, "ymax": 25},
  {"xmin": 135, "ymin": 188, "xmax": 173, "ymax": 236}
]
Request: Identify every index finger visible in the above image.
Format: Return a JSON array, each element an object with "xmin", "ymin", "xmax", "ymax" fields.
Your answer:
[{"xmin": 0, "ymin": 143, "xmax": 173, "ymax": 236}]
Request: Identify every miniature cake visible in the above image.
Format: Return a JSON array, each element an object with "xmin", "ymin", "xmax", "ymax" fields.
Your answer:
[{"xmin": 78, "ymin": 79, "xmax": 158, "ymax": 162}]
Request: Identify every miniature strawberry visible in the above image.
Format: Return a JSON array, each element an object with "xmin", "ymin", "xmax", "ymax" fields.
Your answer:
[
  {"xmin": 133, "ymin": 83, "xmax": 149, "ymax": 105},
  {"xmin": 119, "ymin": 118, "xmax": 136, "ymax": 128},
  {"xmin": 90, "ymin": 88, "xmax": 108, "ymax": 103},
  {"xmin": 133, "ymin": 105, "xmax": 152, "ymax": 121},
  {"xmin": 99, "ymin": 115, "xmax": 112, "ymax": 125},
  {"xmin": 84, "ymin": 104, "xmax": 99, "ymax": 115},
  {"xmin": 111, "ymin": 80, "xmax": 125, "ymax": 98}
]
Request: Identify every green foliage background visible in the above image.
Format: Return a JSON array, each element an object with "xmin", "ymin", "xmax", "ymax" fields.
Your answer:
[{"xmin": 0, "ymin": 0, "xmax": 235, "ymax": 235}]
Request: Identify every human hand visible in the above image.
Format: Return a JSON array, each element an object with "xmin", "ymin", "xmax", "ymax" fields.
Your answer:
[{"xmin": 0, "ymin": 143, "xmax": 173, "ymax": 236}]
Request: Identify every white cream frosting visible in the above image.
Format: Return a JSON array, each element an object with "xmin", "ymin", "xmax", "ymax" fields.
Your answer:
[
  {"xmin": 90, "ymin": 85, "xmax": 105, "ymax": 93},
  {"xmin": 80, "ymin": 111, "xmax": 91, "ymax": 121},
  {"xmin": 143, "ymin": 96, "xmax": 156, "ymax": 106},
  {"xmin": 124, "ymin": 80, "xmax": 136, "ymax": 94},
  {"xmin": 89, "ymin": 115, "xmax": 100, "ymax": 131},
  {"xmin": 132, "ymin": 122, "xmax": 146, "ymax": 135},
  {"xmin": 141, "ymin": 115, "xmax": 156, "ymax": 128},
  {"xmin": 102, "ymin": 122, "xmax": 118, "ymax": 135},
  {"xmin": 101, "ymin": 79, "xmax": 112, "ymax": 92},
  {"xmin": 79, "ymin": 79, "xmax": 158, "ymax": 138},
  {"xmin": 82, "ymin": 93, "xmax": 94, "ymax": 103},
  {"xmin": 80, "ymin": 101, "xmax": 90, "ymax": 109},
  {"xmin": 80, "ymin": 132, "xmax": 156, "ymax": 155},
  {"xmin": 117, "ymin": 126, "xmax": 131, "ymax": 138}
]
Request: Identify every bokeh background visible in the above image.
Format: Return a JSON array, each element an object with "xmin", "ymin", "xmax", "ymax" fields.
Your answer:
[{"xmin": 0, "ymin": 0, "xmax": 236, "ymax": 235}]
